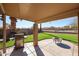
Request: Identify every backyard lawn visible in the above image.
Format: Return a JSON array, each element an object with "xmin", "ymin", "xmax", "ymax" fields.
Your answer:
[{"xmin": 0, "ymin": 32, "xmax": 78, "ymax": 49}]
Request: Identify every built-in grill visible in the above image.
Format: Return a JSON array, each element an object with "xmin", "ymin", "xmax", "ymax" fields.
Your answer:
[{"xmin": 15, "ymin": 33, "xmax": 24, "ymax": 49}]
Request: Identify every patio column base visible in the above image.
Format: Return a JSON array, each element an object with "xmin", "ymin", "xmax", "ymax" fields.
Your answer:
[{"xmin": 33, "ymin": 42, "xmax": 38, "ymax": 46}]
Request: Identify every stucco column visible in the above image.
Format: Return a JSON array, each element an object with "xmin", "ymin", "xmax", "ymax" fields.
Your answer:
[
  {"xmin": 10, "ymin": 17, "xmax": 16, "ymax": 32},
  {"xmin": 33, "ymin": 23, "xmax": 38, "ymax": 46},
  {"xmin": 2, "ymin": 14, "xmax": 6, "ymax": 53}
]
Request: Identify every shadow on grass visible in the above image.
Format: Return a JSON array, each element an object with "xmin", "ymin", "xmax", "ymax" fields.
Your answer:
[
  {"xmin": 10, "ymin": 48, "xmax": 28, "ymax": 56},
  {"xmin": 34, "ymin": 45, "xmax": 44, "ymax": 56},
  {"xmin": 56, "ymin": 43, "xmax": 71, "ymax": 49}
]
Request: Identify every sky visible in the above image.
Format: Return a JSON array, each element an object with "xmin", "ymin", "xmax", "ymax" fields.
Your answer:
[
  {"xmin": 0, "ymin": 16, "xmax": 78, "ymax": 28},
  {"xmin": 42, "ymin": 16, "xmax": 78, "ymax": 28}
]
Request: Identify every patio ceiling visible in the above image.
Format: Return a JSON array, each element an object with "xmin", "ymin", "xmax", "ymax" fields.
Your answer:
[{"xmin": 0, "ymin": 3, "xmax": 79, "ymax": 23}]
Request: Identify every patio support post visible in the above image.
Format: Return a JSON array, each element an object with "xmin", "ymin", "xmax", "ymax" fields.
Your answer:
[
  {"xmin": 78, "ymin": 10, "xmax": 79, "ymax": 56},
  {"xmin": 10, "ymin": 17, "xmax": 16, "ymax": 32},
  {"xmin": 33, "ymin": 23, "xmax": 38, "ymax": 46},
  {"xmin": 40, "ymin": 23, "xmax": 42, "ymax": 32},
  {"xmin": 2, "ymin": 14, "xmax": 6, "ymax": 53}
]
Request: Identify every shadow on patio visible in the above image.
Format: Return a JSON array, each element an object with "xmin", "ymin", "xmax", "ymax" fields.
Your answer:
[
  {"xmin": 34, "ymin": 45, "xmax": 44, "ymax": 56},
  {"xmin": 10, "ymin": 48, "xmax": 28, "ymax": 56},
  {"xmin": 56, "ymin": 43, "xmax": 71, "ymax": 49}
]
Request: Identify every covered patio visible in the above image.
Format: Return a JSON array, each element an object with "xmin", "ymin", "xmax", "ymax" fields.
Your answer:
[
  {"xmin": 5, "ymin": 39, "xmax": 78, "ymax": 56},
  {"xmin": 0, "ymin": 3, "xmax": 79, "ymax": 56}
]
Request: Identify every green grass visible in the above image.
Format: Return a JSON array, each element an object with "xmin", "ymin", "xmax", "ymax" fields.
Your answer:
[
  {"xmin": 0, "ymin": 42, "xmax": 3, "ymax": 49},
  {"xmin": 43, "ymin": 32, "xmax": 78, "ymax": 44},
  {"xmin": 0, "ymin": 40, "xmax": 15, "ymax": 49},
  {"xmin": 0, "ymin": 32, "xmax": 78, "ymax": 49},
  {"xmin": 24, "ymin": 33, "xmax": 53, "ymax": 43}
]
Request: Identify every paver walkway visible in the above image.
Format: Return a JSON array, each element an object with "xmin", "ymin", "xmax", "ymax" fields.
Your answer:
[{"xmin": 0, "ymin": 39, "xmax": 78, "ymax": 56}]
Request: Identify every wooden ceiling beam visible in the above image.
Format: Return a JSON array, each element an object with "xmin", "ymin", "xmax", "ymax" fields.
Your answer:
[{"xmin": 0, "ymin": 4, "xmax": 5, "ymax": 14}]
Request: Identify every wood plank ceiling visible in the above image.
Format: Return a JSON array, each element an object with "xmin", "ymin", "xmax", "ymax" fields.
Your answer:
[{"xmin": 0, "ymin": 3, "xmax": 79, "ymax": 23}]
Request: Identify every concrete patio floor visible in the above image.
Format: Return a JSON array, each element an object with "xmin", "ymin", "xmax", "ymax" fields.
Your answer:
[{"xmin": 1, "ymin": 39, "xmax": 78, "ymax": 56}]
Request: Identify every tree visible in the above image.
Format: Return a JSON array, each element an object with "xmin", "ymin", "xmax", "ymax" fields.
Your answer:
[{"xmin": 69, "ymin": 18, "xmax": 78, "ymax": 29}]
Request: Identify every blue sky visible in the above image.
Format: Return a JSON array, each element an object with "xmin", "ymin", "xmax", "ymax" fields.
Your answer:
[
  {"xmin": 42, "ymin": 16, "xmax": 78, "ymax": 28},
  {"xmin": 0, "ymin": 16, "xmax": 78, "ymax": 28}
]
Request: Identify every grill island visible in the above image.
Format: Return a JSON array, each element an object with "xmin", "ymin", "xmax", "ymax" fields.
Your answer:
[{"xmin": 15, "ymin": 33, "xmax": 24, "ymax": 49}]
